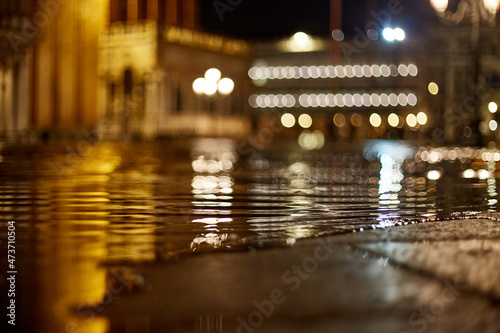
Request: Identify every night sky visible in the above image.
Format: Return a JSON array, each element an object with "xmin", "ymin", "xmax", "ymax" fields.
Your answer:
[{"xmin": 200, "ymin": 0, "xmax": 434, "ymax": 40}]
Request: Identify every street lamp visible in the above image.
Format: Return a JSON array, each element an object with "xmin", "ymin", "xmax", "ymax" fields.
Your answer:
[
  {"xmin": 382, "ymin": 27, "xmax": 405, "ymax": 42},
  {"xmin": 431, "ymin": 0, "xmax": 499, "ymax": 24},
  {"xmin": 430, "ymin": 0, "xmax": 500, "ymax": 144},
  {"xmin": 192, "ymin": 68, "xmax": 234, "ymax": 112}
]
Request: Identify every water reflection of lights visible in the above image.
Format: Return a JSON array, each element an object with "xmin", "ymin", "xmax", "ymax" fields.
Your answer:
[
  {"xmin": 192, "ymin": 156, "xmax": 233, "ymax": 173},
  {"xmin": 286, "ymin": 225, "xmax": 315, "ymax": 239},
  {"xmin": 487, "ymin": 177, "xmax": 498, "ymax": 208},
  {"xmin": 378, "ymin": 153, "xmax": 404, "ymax": 197},
  {"xmin": 191, "ymin": 175, "xmax": 234, "ymax": 194},
  {"xmin": 191, "ymin": 233, "xmax": 229, "ymax": 250},
  {"xmin": 192, "ymin": 217, "xmax": 233, "ymax": 224},
  {"xmin": 190, "ymin": 140, "xmax": 237, "ymax": 251},
  {"xmin": 298, "ymin": 130, "xmax": 325, "ymax": 150},
  {"xmin": 289, "ymin": 162, "xmax": 309, "ymax": 174},
  {"xmin": 364, "ymin": 141, "xmax": 415, "ymax": 226}
]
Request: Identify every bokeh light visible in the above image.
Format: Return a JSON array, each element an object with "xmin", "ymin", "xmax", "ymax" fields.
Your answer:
[
  {"xmin": 417, "ymin": 112, "xmax": 428, "ymax": 125},
  {"xmin": 298, "ymin": 130, "xmax": 325, "ymax": 150},
  {"xmin": 370, "ymin": 113, "xmax": 382, "ymax": 127},
  {"xmin": 427, "ymin": 170, "xmax": 442, "ymax": 180},
  {"xmin": 293, "ymin": 32, "xmax": 309, "ymax": 44},
  {"xmin": 281, "ymin": 113, "xmax": 296, "ymax": 128},
  {"xmin": 217, "ymin": 78, "xmax": 234, "ymax": 95},
  {"xmin": 383, "ymin": 28, "xmax": 395, "ymax": 41},
  {"xmin": 192, "ymin": 78, "xmax": 207, "ymax": 95},
  {"xmin": 332, "ymin": 29, "xmax": 344, "ymax": 41},
  {"xmin": 205, "ymin": 68, "xmax": 221, "ymax": 82},
  {"xmin": 406, "ymin": 114, "xmax": 417, "ymax": 127},
  {"xmin": 428, "ymin": 82, "xmax": 439, "ymax": 95},
  {"xmin": 298, "ymin": 114, "xmax": 313, "ymax": 128},
  {"xmin": 430, "ymin": 0, "xmax": 449, "ymax": 12},
  {"xmin": 388, "ymin": 113, "xmax": 399, "ymax": 127},
  {"xmin": 351, "ymin": 113, "xmax": 363, "ymax": 127},
  {"xmin": 393, "ymin": 28, "xmax": 405, "ymax": 41},
  {"xmin": 333, "ymin": 113, "xmax": 346, "ymax": 127},
  {"xmin": 488, "ymin": 102, "xmax": 498, "ymax": 113},
  {"xmin": 489, "ymin": 119, "xmax": 498, "ymax": 131},
  {"xmin": 204, "ymin": 81, "xmax": 218, "ymax": 96}
]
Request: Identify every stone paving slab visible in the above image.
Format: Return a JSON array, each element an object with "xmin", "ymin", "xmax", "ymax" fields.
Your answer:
[{"xmin": 97, "ymin": 218, "xmax": 500, "ymax": 333}]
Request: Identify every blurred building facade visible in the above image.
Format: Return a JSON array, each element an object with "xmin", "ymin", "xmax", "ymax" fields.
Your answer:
[
  {"xmin": 0, "ymin": 0, "xmax": 252, "ymax": 141},
  {"xmin": 248, "ymin": 33, "xmax": 424, "ymax": 143},
  {"xmin": 1, "ymin": 0, "xmax": 108, "ymax": 140},
  {"xmin": 248, "ymin": 2, "xmax": 500, "ymax": 145},
  {"xmin": 0, "ymin": 1, "xmax": 32, "ymax": 141}
]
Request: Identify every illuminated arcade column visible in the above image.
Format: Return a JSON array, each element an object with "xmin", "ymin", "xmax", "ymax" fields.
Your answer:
[{"xmin": 143, "ymin": 69, "xmax": 164, "ymax": 139}]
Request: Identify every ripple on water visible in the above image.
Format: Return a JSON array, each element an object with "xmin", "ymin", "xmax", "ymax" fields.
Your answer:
[{"xmin": 0, "ymin": 140, "xmax": 499, "ymax": 263}]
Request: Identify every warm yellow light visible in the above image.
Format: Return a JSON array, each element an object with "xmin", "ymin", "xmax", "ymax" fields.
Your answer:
[
  {"xmin": 430, "ymin": 0, "xmax": 448, "ymax": 12},
  {"xmin": 427, "ymin": 170, "xmax": 442, "ymax": 180},
  {"xmin": 298, "ymin": 114, "xmax": 313, "ymax": 128},
  {"xmin": 388, "ymin": 113, "xmax": 399, "ymax": 127},
  {"xmin": 293, "ymin": 32, "xmax": 309, "ymax": 44},
  {"xmin": 483, "ymin": 0, "xmax": 500, "ymax": 14},
  {"xmin": 333, "ymin": 113, "xmax": 346, "ymax": 127},
  {"xmin": 281, "ymin": 113, "xmax": 296, "ymax": 128},
  {"xmin": 488, "ymin": 102, "xmax": 498, "ymax": 113},
  {"xmin": 462, "ymin": 169, "xmax": 475, "ymax": 179},
  {"xmin": 192, "ymin": 78, "xmax": 207, "ymax": 95},
  {"xmin": 298, "ymin": 130, "xmax": 324, "ymax": 150},
  {"xmin": 406, "ymin": 113, "xmax": 417, "ymax": 127},
  {"xmin": 205, "ymin": 68, "xmax": 221, "ymax": 82},
  {"xmin": 204, "ymin": 81, "xmax": 218, "ymax": 96},
  {"xmin": 369, "ymin": 113, "xmax": 382, "ymax": 127},
  {"xmin": 428, "ymin": 82, "xmax": 439, "ymax": 95},
  {"xmin": 417, "ymin": 112, "xmax": 428, "ymax": 125},
  {"xmin": 489, "ymin": 119, "xmax": 498, "ymax": 131},
  {"xmin": 217, "ymin": 78, "xmax": 234, "ymax": 95},
  {"xmin": 351, "ymin": 113, "xmax": 363, "ymax": 127}
]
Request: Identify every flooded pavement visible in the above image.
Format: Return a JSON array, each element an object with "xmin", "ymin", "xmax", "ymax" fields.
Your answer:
[{"xmin": 1, "ymin": 139, "xmax": 500, "ymax": 332}]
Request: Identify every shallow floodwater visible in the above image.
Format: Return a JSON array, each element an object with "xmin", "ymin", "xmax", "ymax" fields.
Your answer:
[{"xmin": 0, "ymin": 139, "xmax": 499, "ymax": 332}]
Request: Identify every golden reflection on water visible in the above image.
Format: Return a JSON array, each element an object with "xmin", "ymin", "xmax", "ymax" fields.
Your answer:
[
  {"xmin": 35, "ymin": 217, "xmax": 109, "ymax": 333},
  {"xmin": 26, "ymin": 145, "xmax": 124, "ymax": 333},
  {"xmin": 3, "ymin": 140, "xmax": 500, "ymax": 332}
]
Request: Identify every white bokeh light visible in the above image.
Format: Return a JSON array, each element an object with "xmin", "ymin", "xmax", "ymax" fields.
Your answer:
[
  {"xmin": 217, "ymin": 78, "xmax": 234, "ymax": 95},
  {"xmin": 281, "ymin": 113, "xmax": 296, "ymax": 128},
  {"xmin": 192, "ymin": 78, "xmax": 207, "ymax": 95},
  {"xmin": 298, "ymin": 114, "xmax": 313, "ymax": 128},
  {"xmin": 205, "ymin": 68, "xmax": 221, "ymax": 82},
  {"xmin": 383, "ymin": 28, "xmax": 395, "ymax": 41},
  {"xmin": 293, "ymin": 32, "xmax": 309, "ymax": 44}
]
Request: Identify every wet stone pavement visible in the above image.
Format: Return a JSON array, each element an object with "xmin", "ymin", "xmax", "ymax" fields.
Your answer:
[
  {"xmin": 99, "ymin": 215, "xmax": 500, "ymax": 333},
  {"xmin": 1, "ymin": 139, "xmax": 500, "ymax": 332}
]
